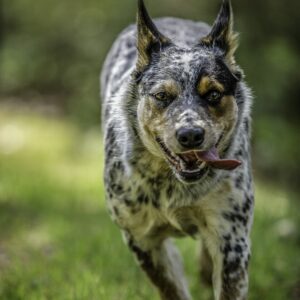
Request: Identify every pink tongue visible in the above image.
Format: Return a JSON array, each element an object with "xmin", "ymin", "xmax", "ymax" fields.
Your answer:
[{"xmin": 195, "ymin": 147, "xmax": 241, "ymax": 171}]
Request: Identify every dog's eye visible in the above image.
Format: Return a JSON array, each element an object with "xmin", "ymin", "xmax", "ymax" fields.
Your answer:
[
  {"xmin": 153, "ymin": 92, "xmax": 168, "ymax": 101},
  {"xmin": 205, "ymin": 90, "xmax": 223, "ymax": 105}
]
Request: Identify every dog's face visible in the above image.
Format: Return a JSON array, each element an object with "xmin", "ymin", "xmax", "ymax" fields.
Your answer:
[{"xmin": 135, "ymin": 0, "xmax": 242, "ymax": 183}]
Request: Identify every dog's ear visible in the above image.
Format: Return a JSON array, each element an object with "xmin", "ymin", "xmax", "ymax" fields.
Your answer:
[
  {"xmin": 136, "ymin": 0, "xmax": 171, "ymax": 72},
  {"xmin": 201, "ymin": 0, "xmax": 238, "ymax": 61}
]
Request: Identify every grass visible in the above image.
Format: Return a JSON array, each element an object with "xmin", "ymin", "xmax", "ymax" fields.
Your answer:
[{"xmin": 0, "ymin": 105, "xmax": 299, "ymax": 300}]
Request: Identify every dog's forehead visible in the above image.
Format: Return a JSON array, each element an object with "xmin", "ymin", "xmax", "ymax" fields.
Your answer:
[
  {"xmin": 163, "ymin": 46, "xmax": 212, "ymax": 69},
  {"xmin": 144, "ymin": 46, "xmax": 217, "ymax": 86}
]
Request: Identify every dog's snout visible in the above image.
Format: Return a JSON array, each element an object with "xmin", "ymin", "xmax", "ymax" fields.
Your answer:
[{"xmin": 176, "ymin": 127, "xmax": 205, "ymax": 149}]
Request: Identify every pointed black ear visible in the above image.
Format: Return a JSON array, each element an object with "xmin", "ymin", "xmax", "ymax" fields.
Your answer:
[
  {"xmin": 136, "ymin": 0, "xmax": 171, "ymax": 71},
  {"xmin": 201, "ymin": 0, "xmax": 238, "ymax": 60}
]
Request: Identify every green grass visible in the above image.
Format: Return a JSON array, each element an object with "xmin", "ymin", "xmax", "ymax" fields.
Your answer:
[{"xmin": 0, "ymin": 105, "xmax": 299, "ymax": 300}]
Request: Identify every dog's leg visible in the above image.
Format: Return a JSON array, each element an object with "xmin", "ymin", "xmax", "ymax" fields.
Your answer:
[
  {"xmin": 199, "ymin": 242, "xmax": 213, "ymax": 287},
  {"xmin": 125, "ymin": 233, "xmax": 192, "ymax": 300},
  {"xmin": 202, "ymin": 223, "xmax": 251, "ymax": 300}
]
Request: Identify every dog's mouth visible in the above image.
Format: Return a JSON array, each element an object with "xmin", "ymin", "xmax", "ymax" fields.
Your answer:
[{"xmin": 156, "ymin": 137, "xmax": 241, "ymax": 182}]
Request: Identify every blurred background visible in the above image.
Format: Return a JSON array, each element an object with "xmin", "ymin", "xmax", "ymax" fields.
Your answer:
[{"xmin": 0, "ymin": 0, "xmax": 299, "ymax": 299}]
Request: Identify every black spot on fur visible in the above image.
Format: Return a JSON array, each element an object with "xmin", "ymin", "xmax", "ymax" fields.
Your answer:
[
  {"xmin": 138, "ymin": 194, "xmax": 148, "ymax": 204},
  {"xmin": 124, "ymin": 198, "xmax": 132, "ymax": 206},
  {"xmin": 223, "ymin": 212, "xmax": 247, "ymax": 226},
  {"xmin": 244, "ymin": 118, "xmax": 249, "ymax": 133},
  {"xmin": 111, "ymin": 184, "xmax": 124, "ymax": 195},
  {"xmin": 233, "ymin": 204, "xmax": 240, "ymax": 212},
  {"xmin": 234, "ymin": 244, "xmax": 242, "ymax": 253},
  {"xmin": 223, "ymin": 243, "xmax": 232, "ymax": 255},
  {"xmin": 223, "ymin": 234, "xmax": 232, "ymax": 241},
  {"xmin": 224, "ymin": 257, "xmax": 241, "ymax": 275},
  {"xmin": 235, "ymin": 173, "xmax": 244, "ymax": 189},
  {"xmin": 167, "ymin": 185, "xmax": 173, "ymax": 198},
  {"xmin": 183, "ymin": 224, "xmax": 198, "ymax": 236},
  {"xmin": 113, "ymin": 206, "xmax": 119, "ymax": 216}
]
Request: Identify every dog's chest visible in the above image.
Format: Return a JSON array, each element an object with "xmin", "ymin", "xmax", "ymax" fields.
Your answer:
[{"xmin": 110, "ymin": 162, "xmax": 238, "ymax": 242}]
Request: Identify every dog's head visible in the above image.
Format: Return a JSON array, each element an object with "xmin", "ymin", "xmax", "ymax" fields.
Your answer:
[{"xmin": 134, "ymin": 0, "xmax": 243, "ymax": 183}]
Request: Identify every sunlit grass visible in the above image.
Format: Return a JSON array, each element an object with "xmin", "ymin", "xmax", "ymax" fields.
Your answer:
[{"xmin": 0, "ymin": 105, "xmax": 299, "ymax": 300}]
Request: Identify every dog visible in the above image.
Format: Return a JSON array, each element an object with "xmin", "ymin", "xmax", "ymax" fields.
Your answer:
[{"xmin": 101, "ymin": 0, "xmax": 254, "ymax": 299}]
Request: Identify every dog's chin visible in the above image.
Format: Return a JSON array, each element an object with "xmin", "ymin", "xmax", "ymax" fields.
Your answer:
[
  {"xmin": 173, "ymin": 167, "xmax": 209, "ymax": 184},
  {"xmin": 156, "ymin": 138, "xmax": 209, "ymax": 184}
]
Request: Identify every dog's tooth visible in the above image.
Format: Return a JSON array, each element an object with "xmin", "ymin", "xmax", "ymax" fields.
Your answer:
[{"xmin": 179, "ymin": 159, "xmax": 185, "ymax": 170}]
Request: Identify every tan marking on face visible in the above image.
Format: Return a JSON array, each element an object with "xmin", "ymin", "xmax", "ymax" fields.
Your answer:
[
  {"xmin": 209, "ymin": 95, "xmax": 237, "ymax": 120},
  {"xmin": 138, "ymin": 80, "xmax": 180, "ymax": 156},
  {"xmin": 139, "ymin": 98, "xmax": 164, "ymax": 134},
  {"xmin": 150, "ymin": 80, "xmax": 180, "ymax": 100},
  {"xmin": 208, "ymin": 95, "xmax": 238, "ymax": 152},
  {"xmin": 198, "ymin": 76, "xmax": 225, "ymax": 95},
  {"xmin": 137, "ymin": 95, "xmax": 169, "ymax": 157}
]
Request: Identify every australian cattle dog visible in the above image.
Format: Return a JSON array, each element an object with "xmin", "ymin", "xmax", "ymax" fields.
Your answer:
[{"xmin": 101, "ymin": 0, "xmax": 254, "ymax": 299}]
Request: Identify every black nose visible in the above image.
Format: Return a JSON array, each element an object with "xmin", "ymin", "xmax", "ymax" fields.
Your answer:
[{"xmin": 176, "ymin": 127, "xmax": 205, "ymax": 149}]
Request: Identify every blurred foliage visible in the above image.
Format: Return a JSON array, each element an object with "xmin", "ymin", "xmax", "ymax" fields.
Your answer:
[
  {"xmin": 0, "ymin": 106, "xmax": 299, "ymax": 299},
  {"xmin": 1, "ymin": 0, "xmax": 300, "ymax": 187}
]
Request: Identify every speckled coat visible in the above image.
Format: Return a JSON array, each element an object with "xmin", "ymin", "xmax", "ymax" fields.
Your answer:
[{"xmin": 100, "ymin": 1, "xmax": 254, "ymax": 299}]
